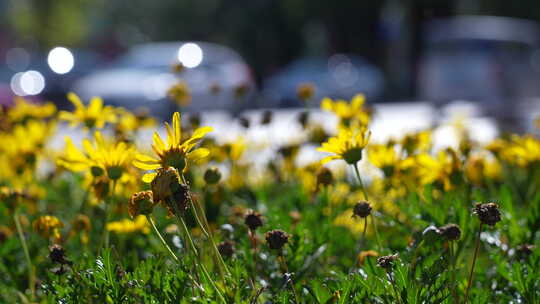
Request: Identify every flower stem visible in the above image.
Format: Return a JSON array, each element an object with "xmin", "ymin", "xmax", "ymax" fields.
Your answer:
[
  {"xmin": 353, "ymin": 162, "xmax": 382, "ymax": 252},
  {"xmin": 180, "ymin": 174, "xmax": 229, "ymax": 277},
  {"xmin": 100, "ymin": 180, "xmax": 116, "ymax": 253},
  {"xmin": 174, "ymin": 211, "xmax": 226, "ymax": 303},
  {"xmin": 464, "ymin": 222, "xmax": 483, "ymax": 303},
  {"xmin": 278, "ymin": 254, "xmax": 299, "ymax": 304},
  {"xmin": 147, "ymin": 215, "xmax": 179, "ymax": 262},
  {"xmin": 14, "ymin": 212, "xmax": 35, "ymax": 300},
  {"xmin": 449, "ymin": 241, "xmax": 459, "ymax": 304}
]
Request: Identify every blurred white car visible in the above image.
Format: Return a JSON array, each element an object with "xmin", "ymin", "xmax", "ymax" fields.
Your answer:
[{"xmin": 72, "ymin": 41, "xmax": 255, "ymax": 118}]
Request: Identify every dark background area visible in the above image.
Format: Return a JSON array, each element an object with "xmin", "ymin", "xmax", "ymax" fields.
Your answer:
[{"xmin": 2, "ymin": 0, "xmax": 540, "ymax": 100}]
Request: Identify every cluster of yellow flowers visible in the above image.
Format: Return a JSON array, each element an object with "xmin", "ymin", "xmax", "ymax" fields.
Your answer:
[{"xmin": 0, "ymin": 89, "xmax": 537, "ymax": 242}]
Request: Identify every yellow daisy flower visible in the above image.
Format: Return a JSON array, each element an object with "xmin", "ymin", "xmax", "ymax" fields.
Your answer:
[
  {"xmin": 106, "ymin": 215, "xmax": 150, "ymax": 234},
  {"xmin": 57, "ymin": 131, "xmax": 135, "ymax": 181},
  {"xmin": 59, "ymin": 92, "xmax": 117, "ymax": 129},
  {"xmin": 317, "ymin": 125, "xmax": 371, "ymax": 165},
  {"xmin": 321, "ymin": 94, "xmax": 370, "ymax": 127},
  {"xmin": 7, "ymin": 97, "xmax": 57, "ymax": 123},
  {"xmin": 133, "ymin": 112, "xmax": 212, "ymax": 182}
]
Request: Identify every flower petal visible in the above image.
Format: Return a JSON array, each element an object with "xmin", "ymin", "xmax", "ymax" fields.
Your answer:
[{"xmin": 142, "ymin": 172, "xmax": 157, "ymax": 183}]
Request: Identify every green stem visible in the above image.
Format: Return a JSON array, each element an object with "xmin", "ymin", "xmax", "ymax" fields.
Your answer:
[
  {"xmin": 180, "ymin": 174, "xmax": 229, "ymax": 277},
  {"xmin": 174, "ymin": 211, "xmax": 226, "ymax": 303},
  {"xmin": 147, "ymin": 215, "xmax": 179, "ymax": 262},
  {"xmin": 449, "ymin": 241, "xmax": 459, "ymax": 304},
  {"xmin": 14, "ymin": 212, "xmax": 35, "ymax": 300},
  {"xmin": 278, "ymin": 254, "xmax": 300, "ymax": 304},
  {"xmin": 353, "ymin": 162, "xmax": 382, "ymax": 252},
  {"xmin": 464, "ymin": 222, "xmax": 483, "ymax": 303}
]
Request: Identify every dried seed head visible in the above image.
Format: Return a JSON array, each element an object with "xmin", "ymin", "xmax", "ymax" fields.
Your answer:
[
  {"xmin": 244, "ymin": 210, "xmax": 263, "ymax": 231},
  {"xmin": 49, "ymin": 244, "xmax": 71, "ymax": 265},
  {"xmin": 297, "ymin": 111, "xmax": 309, "ymax": 129},
  {"xmin": 218, "ymin": 240, "xmax": 235, "ymax": 258},
  {"xmin": 0, "ymin": 226, "xmax": 12, "ymax": 244},
  {"xmin": 72, "ymin": 214, "xmax": 91, "ymax": 232},
  {"xmin": 238, "ymin": 116, "xmax": 250, "ymax": 129},
  {"xmin": 128, "ymin": 191, "xmax": 155, "ymax": 218},
  {"xmin": 439, "ymin": 223, "xmax": 461, "ymax": 241},
  {"xmin": 151, "ymin": 167, "xmax": 190, "ymax": 215},
  {"xmin": 296, "ymin": 82, "xmax": 315, "ymax": 102},
  {"xmin": 515, "ymin": 244, "xmax": 535, "ymax": 259},
  {"xmin": 352, "ymin": 201, "xmax": 372, "ymax": 218},
  {"xmin": 265, "ymin": 229, "xmax": 289, "ymax": 250},
  {"xmin": 204, "ymin": 167, "xmax": 222, "ymax": 185},
  {"xmin": 261, "ymin": 110, "xmax": 273, "ymax": 125},
  {"xmin": 316, "ymin": 167, "xmax": 333, "ymax": 187},
  {"xmin": 473, "ymin": 202, "xmax": 501, "ymax": 226},
  {"xmin": 376, "ymin": 253, "xmax": 399, "ymax": 269}
]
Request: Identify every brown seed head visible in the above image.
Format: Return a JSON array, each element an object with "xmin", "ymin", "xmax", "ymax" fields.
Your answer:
[
  {"xmin": 265, "ymin": 229, "xmax": 289, "ymax": 250},
  {"xmin": 128, "ymin": 191, "xmax": 155, "ymax": 218},
  {"xmin": 72, "ymin": 214, "xmax": 91, "ymax": 232},
  {"xmin": 376, "ymin": 253, "xmax": 399, "ymax": 269},
  {"xmin": 353, "ymin": 201, "xmax": 372, "ymax": 218},
  {"xmin": 49, "ymin": 244, "xmax": 72, "ymax": 265},
  {"xmin": 515, "ymin": 244, "xmax": 535, "ymax": 259},
  {"xmin": 204, "ymin": 167, "xmax": 222, "ymax": 185},
  {"xmin": 297, "ymin": 111, "xmax": 309, "ymax": 129},
  {"xmin": 218, "ymin": 240, "xmax": 235, "ymax": 258},
  {"xmin": 296, "ymin": 82, "xmax": 315, "ymax": 102},
  {"xmin": 439, "ymin": 223, "xmax": 461, "ymax": 241},
  {"xmin": 316, "ymin": 167, "xmax": 333, "ymax": 187},
  {"xmin": 244, "ymin": 210, "xmax": 263, "ymax": 231},
  {"xmin": 473, "ymin": 202, "xmax": 501, "ymax": 226},
  {"xmin": 151, "ymin": 167, "xmax": 190, "ymax": 215},
  {"xmin": 238, "ymin": 116, "xmax": 250, "ymax": 129},
  {"xmin": 261, "ymin": 110, "xmax": 273, "ymax": 125}
]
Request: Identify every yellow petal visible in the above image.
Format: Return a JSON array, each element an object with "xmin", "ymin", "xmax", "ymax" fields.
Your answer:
[
  {"xmin": 320, "ymin": 155, "xmax": 340, "ymax": 164},
  {"xmin": 135, "ymin": 153, "xmax": 159, "ymax": 163},
  {"xmin": 173, "ymin": 112, "xmax": 181, "ymax": 146},
  {"xmin": 67, "ymin": 92, "xmax": 84, "ymax": 110},
  {"xmin": 152, "ymin": 132, "xmax": 166, "ymax": 153},
  {"xmin": 191, "ymin": 126, "xmax": 213, "ymax": 139},
  {"xmin": 133, "ymin": 160, "xmax": 161, "ymax": 170},
  {"xmin": 187, "ymin": 148, "xmax": 210, "ymax": 161},
  {"xmin": 142, "ymin": 172, "xmax": 157, "ymax": 183}
]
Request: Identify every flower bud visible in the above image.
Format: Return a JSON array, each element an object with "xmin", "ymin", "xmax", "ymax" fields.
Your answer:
[
  {"xmin": 296, "ymin": 82, "xmax": 315, "ymax": 102},
  {"xmin": 204, "ymin": 167, "xmax": 222, "ymax": 185}
]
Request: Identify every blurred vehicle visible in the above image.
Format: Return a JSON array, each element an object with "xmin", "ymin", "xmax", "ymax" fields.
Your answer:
[
  {"xmin": 418, "ymin": 16, "xmax": 540, "ymax": 128},
  {"xmin": 261, "ymin": 54, "xmax": 385, "ymax": 107},
  {"xmin": 72, "ymin": 41, "xmax": 255, "ymax": 118}
]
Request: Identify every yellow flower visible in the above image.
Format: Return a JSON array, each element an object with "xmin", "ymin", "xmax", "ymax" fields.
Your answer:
[
  {"xmin": 107, "ymin": 215, "xmax": 150, "ymax": 234},
  {"xmin": 115, "ymin": 107, "xmax": 156, "ymax": 135},
  {"xmin": 321, "ymin": 94, "xmax": 370, "ymax": 127},
  {"xmin": 59, "ymin": 93, "xmax": 117, "ymax": 129},
  {"xmin": 368, "ymin": 144, "xmax": 399, "ymax": 176},
  {"xmin": 167, "ymin": 81, "xmax": 191, "ymax": 106},
  {"xmin": 401, "ymin": 130, "xmax": 431, "ymax": 156},
  {"xmin": 7, "ymin": 97, "xmax": 57, "ymax": 123},
  {"xmin": 499, "ymin": 135, "xmax": 540, "ymax": 167},
  {"xmin": 57, "ymin": 131, "xmax": 135, "ymax": 181},
  {"xmin": 133, "ymin": 112, "xmax": 212, "ymax": 182},
  {"xmin": 33, "ymin": 215, "xmax": 63, "ymax": 241},
  {"xmin": 317, "ymin": 125, "xmax": 371, "ymax": 165},
  {"xmin": 403, "ymin": 149, "xmax": 461, "ymax": 191},
  {"xmin": 465, "ymin": 154, "xmax": 501, "ymax": 186}
]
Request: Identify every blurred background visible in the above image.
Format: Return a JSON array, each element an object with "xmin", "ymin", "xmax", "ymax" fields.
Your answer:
[{"xmin": 3, "ymin": 0, "xmax": 540, "ymax": 132}]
